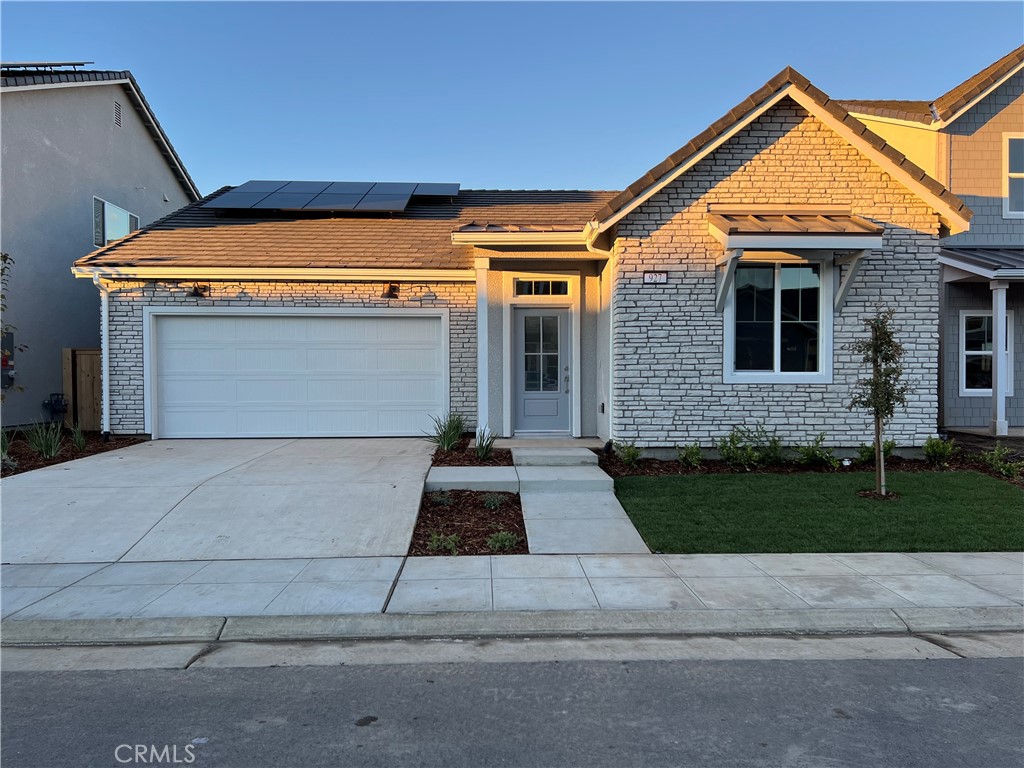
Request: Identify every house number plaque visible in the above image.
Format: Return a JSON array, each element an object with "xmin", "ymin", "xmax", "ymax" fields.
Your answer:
[{"xmin": 643, "ymin": 271, "xmax": 667, "ymax": 284}]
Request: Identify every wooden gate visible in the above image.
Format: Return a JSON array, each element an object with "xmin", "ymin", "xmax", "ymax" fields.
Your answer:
[{"xmin": 61, "ymin": 348, "xmax": 101, "ymax": 430}]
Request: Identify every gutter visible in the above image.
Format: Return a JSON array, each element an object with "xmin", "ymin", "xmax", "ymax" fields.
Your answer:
[{"xmin": 72, "ymin": 266, "xmax": 477, "ymax": 282}]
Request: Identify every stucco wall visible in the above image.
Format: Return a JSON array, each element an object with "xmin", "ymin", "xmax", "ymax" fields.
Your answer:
[
  {"xmin": 0, "ymin": 83, "xmax": 194, "ymax": 426},
  {"xmin": 612, "ymin": 98, "xmax": 942, "ymax": 448},
  {"xmin": 942, "ymin": 281, "xmax": 1024, "ymax": 428},
  {"xmin": 943, "ymin": 70, "xmax": 1024, "ymax": 247},
  {"xmin": 104, "ymin": 280, "xmax": 476, "ymax": 435}
]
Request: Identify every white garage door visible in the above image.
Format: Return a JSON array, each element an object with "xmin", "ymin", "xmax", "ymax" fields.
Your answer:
[{"xmin": 154, "ymin": 314, "xmax": 446, "ymax": 438}]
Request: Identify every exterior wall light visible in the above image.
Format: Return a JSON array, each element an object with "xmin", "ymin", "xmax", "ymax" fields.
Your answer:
[{"xmin": 381, "ymin": 283, "xmax": 399, "ymax": 299}]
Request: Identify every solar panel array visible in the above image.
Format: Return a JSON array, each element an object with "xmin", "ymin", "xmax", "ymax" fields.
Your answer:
[{"xmin": 204, "ymin": 180, "xmax": 460, "ymax": 213}]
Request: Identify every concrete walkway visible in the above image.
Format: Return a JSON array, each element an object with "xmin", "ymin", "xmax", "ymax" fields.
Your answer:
[{"xmin": 3, "ymin": 552, "xmax": 1021, "ymax": 622}]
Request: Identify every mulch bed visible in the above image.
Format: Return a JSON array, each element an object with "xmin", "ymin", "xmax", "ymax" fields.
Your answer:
[
  {"xmin": 2, "ymin": 430, "xmax": 143, "ymax": 477},
  {"xmin": 430, "ymin": 437, "xmax": 514, "ymax": 467},
  {"xmin": 597, "ymin": 450, "xmax": 1024, "ymax": 490},
  {"xmin": 409, "ymin": 490, "xmax": 528, "ymax": 556}
]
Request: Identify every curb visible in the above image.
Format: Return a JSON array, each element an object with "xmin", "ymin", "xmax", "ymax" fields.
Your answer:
[{"xmin": 2, "ymin": 607, "xmax": 1020, "ymax": 646}]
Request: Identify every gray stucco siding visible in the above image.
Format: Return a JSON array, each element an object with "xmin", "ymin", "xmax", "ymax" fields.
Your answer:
[
  {"xmin": 611, "ymin": 99, "xmax": 942, "ymax": 448},
  {"xmin": 941, "ymin": 281, "xmax": 1024, "ymax": 428},
  {"xmin": 1, "ymin": 83, "xmax": 194, "ymax": 426},
  {"xmin": 104, "ymin": 280, "xmax": 476, "ymax": 435}
]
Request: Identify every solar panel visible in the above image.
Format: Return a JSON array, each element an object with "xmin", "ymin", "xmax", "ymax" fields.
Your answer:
[
  {"xmin": 412, "ymin": 182, "xmax": 460, "ymax": 197},
  {"xmin": 303, "ymin": 193, "xmax": 366, "ymax": 211},
  {"xmin": 355, "ymin": 193, "xmax": 413, "ymax": 211},
  {"xmin": 203, "ymin": 180, "xmax": 459, "ymax": 212}
]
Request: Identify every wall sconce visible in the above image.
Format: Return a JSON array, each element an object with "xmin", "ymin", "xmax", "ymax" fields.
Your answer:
[
  {"xmin": 381, "ymin": 283, "xmax": 400, "ymax": 299},
  {"xmin": 190, "ymin": 283, "xmax": 210, "ymax": 298}
]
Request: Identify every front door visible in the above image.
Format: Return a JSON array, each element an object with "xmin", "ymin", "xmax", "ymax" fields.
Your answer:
[{"xmin": 514, "ymin": 307, "xmax": 570, "ymax": 433}]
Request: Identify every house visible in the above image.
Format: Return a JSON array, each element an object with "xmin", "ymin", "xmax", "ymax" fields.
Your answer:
[
  {"xmin": 71, "ymin": 62, "xmax": 980, "ymax": 447},
  {"xmin": 0, "ymin": 61, "xmax": 199, "ymax": 428},
  {"xmin": 841, "ymin": 45, "xmax": 1024, "ymax": 437}
]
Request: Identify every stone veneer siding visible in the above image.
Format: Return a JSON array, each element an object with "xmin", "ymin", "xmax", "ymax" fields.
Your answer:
[
  {"xmin": 612, "ymin": 98, "xmax": 942, "ymax": 448},
  {"xmin": 104, "ymin": 280, "xmax": 476, "ymax": 435}
]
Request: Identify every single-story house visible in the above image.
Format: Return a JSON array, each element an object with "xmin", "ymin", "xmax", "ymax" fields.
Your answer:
[{"xmin": 73, "ymin": 65, "xmax": 980, "ymax": 447}]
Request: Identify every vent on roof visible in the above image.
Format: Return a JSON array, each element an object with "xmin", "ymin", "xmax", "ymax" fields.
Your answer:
[{"xmin": 114, "ymin": 100, "xmax": 122, "ymax": 128}]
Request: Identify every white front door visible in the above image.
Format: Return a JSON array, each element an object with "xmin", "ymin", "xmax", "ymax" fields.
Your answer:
[
  {"xmin": 513, "ymin": 307, "xmax": 571, "ymax": 433},
  {"xmin": 153, "ymin": 313, "xmax": 446, "ymax": 437}
]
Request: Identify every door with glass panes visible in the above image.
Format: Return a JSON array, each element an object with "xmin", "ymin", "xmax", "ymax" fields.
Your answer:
[{"xmin": 513, "ymin": 308, "xmax": 570, "ymax": 432}]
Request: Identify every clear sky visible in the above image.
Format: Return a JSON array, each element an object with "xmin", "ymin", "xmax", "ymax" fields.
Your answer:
[{"xmin": 2, "ymin": 2, "xmax": 1021, "ymax": 196}]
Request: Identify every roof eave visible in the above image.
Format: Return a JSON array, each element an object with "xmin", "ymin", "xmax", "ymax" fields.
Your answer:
[{"xmin": 451, "ymin": 230, "xmax": 588, "ymax": 246}]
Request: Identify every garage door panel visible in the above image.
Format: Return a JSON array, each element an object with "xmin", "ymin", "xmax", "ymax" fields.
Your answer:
[{"xmin": 155, "ymin": 314, "xmax": 446, "ymax": 438}]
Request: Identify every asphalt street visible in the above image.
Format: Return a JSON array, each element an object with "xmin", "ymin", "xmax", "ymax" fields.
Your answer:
[{"xmin": 3, "ymin": 655, "xmax": 1022, "ymax": 768}]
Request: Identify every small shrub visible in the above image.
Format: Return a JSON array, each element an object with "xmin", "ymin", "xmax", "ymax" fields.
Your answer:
[
  {"xmin": 428, "ymin": 491, "xmax": 453, "ymax": 506},
  {"xmin": 0, "ymin": 429, "xmax": 15, "ymax": 470},
  {"xmin": 475, "ymin": 427, "xmax": 497, "ymax": 460},
  {"xmin": 486, "ymin": 530, "xmax": 521, "ymax": 552},
  {"xmin": 676, "ymin": 442, "xmax": 702, "ymax": 469},
  {"xmin": 614, "ymin": 441, "xmax": 643, "ymax": 467},
  {"xmin": 795, "ymin": 433, "xmax": 840, "ymax": 470},
  {"xmin": 482, "ymin": 493, "xmax": 505, "ymax": 510},
  {"xmin": 856, "ymin": 439, "xmax": 895, "ymax": 465},
  {"xmin": 716, "ymin": 424, "xmax": 782, "ymax": 471},
  {"xmin": 923, "ymin": 436, "xmax": 956, "ymax": 468},
  {"xmin": 427, "ymin": 531, "xmax": 460, "ymax": 555},
  {"xmin": 71, "ymin": 423, "xmax": 87, "ymax": 453},
  {"xmin": 425, "ymin": 412, "xmax": 466, "ymax": 451},
  {"xmin": 24, "ymin": 421, "xmax": 63, "ymax": 459},
  {"xmin": 978, "ymin": 444, "xmax": 1024, "ymax": 479}
]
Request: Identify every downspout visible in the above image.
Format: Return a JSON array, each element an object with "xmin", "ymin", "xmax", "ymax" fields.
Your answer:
[{"xmin": 92, "ymin": 274, "xmax": 111, "ymax": 440}]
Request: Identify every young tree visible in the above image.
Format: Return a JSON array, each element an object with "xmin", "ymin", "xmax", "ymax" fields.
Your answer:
[{"xmin": 847, "ymin": 309, "xmax": 909, "ymax": 497}]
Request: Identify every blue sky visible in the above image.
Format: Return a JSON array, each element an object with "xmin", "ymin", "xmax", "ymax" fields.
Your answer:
[{"xmin": 3, "ymin": 2, "xmax": 1021, "ymax": 195}]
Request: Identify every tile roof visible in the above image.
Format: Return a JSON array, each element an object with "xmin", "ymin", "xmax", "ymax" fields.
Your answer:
[
  {"xmin": 591, "ymin": 66, "xmax": 970, "ymax": 227},
  {"xmin": 1, "ymin": 66, "xmax": 200, "ymax": 200},
  {"xmin": 74, "ymin": 188, "xmax": 618, "ymax": 271},
  {"xmin": 839, "ymin": 44, "xmax": 1024, "ymax": 124}
]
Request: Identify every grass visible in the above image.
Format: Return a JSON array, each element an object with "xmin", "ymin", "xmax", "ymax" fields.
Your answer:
[{"xmin": 615, "ymin": 471, "xmax": 1024, "ymax": 554}]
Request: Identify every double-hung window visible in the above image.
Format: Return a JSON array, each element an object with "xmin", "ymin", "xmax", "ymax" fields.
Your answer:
[
  {"xmin": 93, "ymin": 197, "xmax": 140, "ymax": 247},
  {"xmin": 1006, "ymin": 134, "xmax": 1024, "ymax": 219},
  {"xmin": 724, "ymin": 259, "xmax": 833, "ymax": 384},
  {"xmin": 960, "ymin": 311, "xmax": 1014, "ymax": 396}
]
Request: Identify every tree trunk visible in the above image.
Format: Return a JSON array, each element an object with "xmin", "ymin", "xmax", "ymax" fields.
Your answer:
[{"xmin": 875, "ymin": 415, "xmax": 885, "ymax": 496}]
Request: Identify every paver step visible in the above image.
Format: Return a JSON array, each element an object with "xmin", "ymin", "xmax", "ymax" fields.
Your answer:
[
  {"xmin": 512, "ymin": 448, "xmax": 599, "ymax": 466},
  {"xmin": 516, "ymin": 466, "xmax": 613, "ymax": 493},
  {"xmin": 425, "ymin": 467, "xmax": 519, "ymax": 492}
]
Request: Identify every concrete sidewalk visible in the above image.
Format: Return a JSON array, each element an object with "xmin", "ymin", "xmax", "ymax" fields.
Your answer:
[{"xmin": 3, "ymin": 552, "xmax": 1021, "ymax": 646}]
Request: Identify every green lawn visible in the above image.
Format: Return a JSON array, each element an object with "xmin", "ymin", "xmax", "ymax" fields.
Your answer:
[{"xmin": 615, "ymin": 471, "xmax": 1024, "ymax": 554}]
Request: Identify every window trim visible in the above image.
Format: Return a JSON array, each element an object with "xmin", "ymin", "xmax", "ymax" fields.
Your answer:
[
  {"xmin": 722, "ymin": 256, "xmax": 834, "ymax": 385},
  {"xmin": 92, "ymin": 197, "xmax": 140, "ymax": 247},
  {"xmin": 958, "ymin": 309, "xmax": 1015, "ymax": 397},
  {"xmin": 1003, "ymin": 133, "xmax": 1024, "ymax": 219}
]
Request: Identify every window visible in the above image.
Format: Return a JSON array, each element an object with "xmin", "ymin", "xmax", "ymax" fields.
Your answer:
[
  {"xmin": 724, "ymin": 260, "xmax": 833, "ymax": 384},
  {"xmin": 960, "ymin": 311, "xmax": 1014, "ymax": 397},
  {"xmin": 514, "ymin": 279, "xmax": 569, "ymax": 297},
  {"xmin": 93, "ymin": 197, "xmax": 140, "ymax": 247},
  {"xmin": 1005, "ymin": 134, "xmax": 1024, "ymax": 218}
]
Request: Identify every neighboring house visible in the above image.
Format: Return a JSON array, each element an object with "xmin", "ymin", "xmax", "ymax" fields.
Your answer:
[
  {"xmin": 1, "ymin": 61, "xmax": 199, "ymax": 427},
  {"xmin": 72, "ymin": 63, "xmax": 976, "ymax": 447},
  {"xmin": 842, "ymin": 45, "xmax": 1024, "ymax": 436}
]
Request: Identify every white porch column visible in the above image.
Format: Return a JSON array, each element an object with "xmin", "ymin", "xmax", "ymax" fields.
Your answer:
[
  {"xmin": 475, "ymin": 257, "xmax": 490, "ymax": 432},
  {"xmin": 990, "ymin": 280, "xmax": 1009, "ymax": 437}
]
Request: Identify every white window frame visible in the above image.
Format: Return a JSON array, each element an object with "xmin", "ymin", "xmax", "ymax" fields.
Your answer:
[
  {"xmin": 959, "ymin": 309, "xmax": 1014, "ymax": 397},
  {"xmin": 1003, "ymin": 132, "xmax": 1024, "ymax": 219},
  {"xmin": 93, "ymin": 197, "xmax": 140, "ymax": 247},
  {"xmin": 722, "ymin": 255, "xmax": 834, "ymax": 384}
]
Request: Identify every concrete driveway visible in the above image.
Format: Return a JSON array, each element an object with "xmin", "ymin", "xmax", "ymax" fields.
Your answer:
[{"xmin": 2, "ymin": 439, "xmax": 433, "ymax": 564}]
